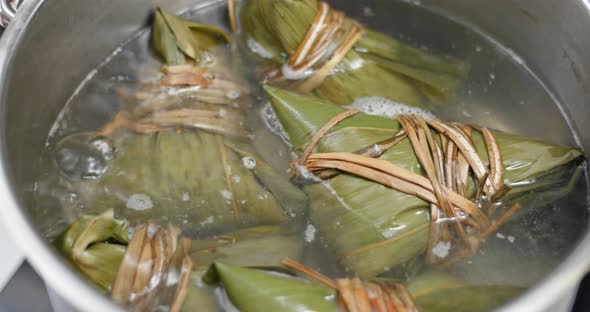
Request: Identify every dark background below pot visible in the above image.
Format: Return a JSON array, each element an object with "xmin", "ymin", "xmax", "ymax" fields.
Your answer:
[{"xmin": 0, "ymin": 261, "xmax": 588, "ymax": 312}]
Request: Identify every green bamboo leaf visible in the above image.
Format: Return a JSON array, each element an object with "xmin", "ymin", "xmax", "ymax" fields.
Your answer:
[
  {"xmin": 264, "ymin": 85, "xmax": 399, "ymax": 148},
  {"xmin": 357, "ymin": 29, "xmax": 469, "ymax": 78},
  {"xmin": 190, "ymin": 225, "xmax": 303, "ymax": 270},
  {"xmin": 181, "ymin": 271, "xmax": 219, "ymax": 312},
  {"xmin": 185, "ymin": 226, "xmax": 304, "ymax": 311},
  {"xmin": 204, "ymin": 262, "xmax": 337, "ymax": 312},
  {"xmin": 70, "ymin": 210, "xmax": 128, "ymax": 259},
  {"xmin": 239, "ymin": 0, "xmax": 285, "ymax": 63},
  {"xmin": 152, "ymin": 8, "xmax": 186, "ymax": 65},
  {"xmin": 75, "ymin": 243, "xmax": 128, "ymax": 292},
  {"xmin": 363, "ymin": 53, "xmax": 463, "ymax": 103},
  {"xmin": 56, "ymin": 210, "xmax": 128, "ymax": 291},
  {"xmin": 72, "ymin": 130, "xmax": 287, "ymax": 229},
  {"xmin": 407, "ymin": 270, "xmax": 523, "ymax": 312},
  {"xmin": 265, "ymin": 86, "xmax": 583, "ymax": 278},
  {"xmin": 153, "ymin": 7, "xmax": 232, "ymax": 64},
  {"xmin": 406, "ymin": 270, "xmax": 465, "ymax": 295},
  {"xmin": 414, "ymin": 286, "xmax": 522, "ymax": 312},
  {"xmin": 201, "ymin": 263, "xmax": 520, "ymax": 312},
  {"xmin": 226, "ymin": 143, "xmax": 309, "ymax": 217},
  {"xmin": 356, "ymin": 29, "xmax": 469, "ymax": 102}
]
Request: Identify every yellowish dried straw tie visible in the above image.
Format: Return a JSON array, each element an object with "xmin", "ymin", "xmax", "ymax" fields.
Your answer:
[
  {"xmin": 282, "ymin": 258, "xmax": 418, "ymax": 312},
  {"xmin": 103, "ymin": 64, "xmax": 247, "ymax": 138},
  {"xmin": 296, "ymin": 113, "xmax": 521, "ymax": 265},
  {"xmin": 111, "ymin": 224, "xmax": 192, "ymax": 311},
  {"xmin": 281, "ymin": 2, "xmax": 365, "ymax": 92}
]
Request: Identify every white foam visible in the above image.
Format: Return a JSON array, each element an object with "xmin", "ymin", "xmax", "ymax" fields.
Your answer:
[
  {"xmin": 181, "ymin": 192, "xmax": 190, "ymax": 202},
  {"xmin": 241, "ymin": 156, "xmax": 257, "ymax": 169},
  {"xmin": 200, "ymin": 216, "xmax": 215, "ymax": 226},
  {"xmin": 217, "ymin": 107, "xmax": 227, "ymax": 118},
  {"xmin": 400, "ymin": 0, "xmax": 422, "ymax": 5},
  {"xmin": 507, "ymin": 235, "xmax": 516, "ymax": 243},
  {"xmin": 220, "ymin": 189, "xmax": 233, "ymax": 201},
  {"xmin": 126, "ymin": 193, "xmax": 153, "ymax": 211},
  {"xmin": 261, "ymin": 102, "xmax": 290, "ymax": 144},
  {"xmin": 167, "ymin": 85, "xmax": 202, "ymax": 96},
  {"xmin": 247, "ymin": 38, "xmax": 275, "ymax": 59},
  {"xmin": 431, "ymin": 240, "xmax": 451, "ymax": 259},
  {"xmin": 201, "ymin": 51, "xmax": 215, "ymax": 64},
  {"xmin": 166, "ymin": 269, "xmax": 180, "ymax": 287},
  {"xmin": 304, "ymin": 223, "xmax": 317, "ymax": 243},
  {"xmin": 257, "ymin": 192, "xmax": 270, "ymax": 200},
  {"xmin": 296, "ymin": 165, "xmax": 322, "ymax": 183},
  {"xmin": 281, "ymin": 63, "xmax": 314, "ymax": 80},
  {"xmin": 225, "ymin": 90, "xmax": 241, "ymax": 100},
  {"xmin": 346, "ymin": 96, "xmax": 435, "ymax": 120}
]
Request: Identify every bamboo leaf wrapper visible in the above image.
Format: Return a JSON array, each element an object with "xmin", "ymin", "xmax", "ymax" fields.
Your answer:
[
  {"xmin": 72, "ymin": 131, "xmax": 300, "ymax": 230},
  {"xmin": 57, "ymin": 212, "xmax": 305, "ymax": 310},
  {"xmin": 153, "ymin": 7, "xmax": 232, "ymax": 65},
  {"xmin": 205, "ymin": 262, "xmax": 337, "ymax": 312},
  {"xmin": 264, "ymin": 85, "xmax": 583, "ymax": 278},
  {"xmin": 238, "ymin": 0, "xmax": 468, "ymax": 106},
  {"xmin": 204, "ymin": 263, "xmax": 522, "ymax": 312},
  {"xmin": 56, "ymin": 210, "xmax": 129, "ymax": 291}
]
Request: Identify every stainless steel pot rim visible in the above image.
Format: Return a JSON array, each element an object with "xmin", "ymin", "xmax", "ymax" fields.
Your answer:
[{"xmin": 0, "ymin": 1, "xmax": 588, "ymax": 311}]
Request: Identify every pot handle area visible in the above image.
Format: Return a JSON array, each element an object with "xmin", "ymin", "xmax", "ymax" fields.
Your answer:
[{"xmin": 0, "ymin": 0, "xmax": 21, "ymax": 28}]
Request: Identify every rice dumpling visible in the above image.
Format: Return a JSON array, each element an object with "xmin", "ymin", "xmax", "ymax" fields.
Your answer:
[
  {"xmin": 234, "ymin": 0, "xmax": 468, "ymax": 106},
  {"xmin": 55, "ymin": 209, "xmax": 128, "ymax": 291},
  {"xmin": 57, "ymin": 211, "xmax": 305, "ymax": 310},
  {"xmin": 265, "ymin": 85, "xmax": 583, "ymax": 278},
  {"xmin": 406, "ymin": 270, "xmax": 522, "ymax": 312},
  {"xmin": 182, "ymin": 225, "xmax": 304, "ymax": 311},
  {"xmin": 53, "ymin": 9, "xmax": 306, "ymax": 230},
  {"xmin": 190, "ymin": 225, "xmax": 303, "ymax": 270},
  {"xmin": 204, "ymin": 261, "xmax": 522, "ymax": 312}
]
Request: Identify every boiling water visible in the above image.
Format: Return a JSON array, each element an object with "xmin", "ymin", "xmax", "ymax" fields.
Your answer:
[{"xmin": 34, "ymin": 0, "xmax": 589, "ymax": 308}]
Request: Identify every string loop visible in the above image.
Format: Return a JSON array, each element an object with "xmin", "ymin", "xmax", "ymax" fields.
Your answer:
[{"xmin": 279, "ymin": 2, "xmax": 364, "ymax": 92}]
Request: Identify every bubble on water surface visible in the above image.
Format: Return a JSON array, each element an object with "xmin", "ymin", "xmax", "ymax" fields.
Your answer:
[
  {"xmin": 241, "ymin": 156, "xmax": 256, "ymax": 169},
  {"xmin": 54, "ymin": 133, "xmax": 114, "ymax": 180},
  {"xmin": 347, "ymin": 96, "xmax": 434, "ymax": 119},
  {"xmin": 126, "ymin": 193, "xmax": 153, "ymax": 211}
]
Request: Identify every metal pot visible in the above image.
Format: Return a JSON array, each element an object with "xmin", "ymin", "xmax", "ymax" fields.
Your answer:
[{"xmin": 0, "ymin": 0, "xmax": 588, "ymax": 311}]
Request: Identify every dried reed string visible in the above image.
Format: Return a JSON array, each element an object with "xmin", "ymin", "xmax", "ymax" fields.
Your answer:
[
  {"xmin": 291, "ymin": 109, "xmax": 359, "ymax": 176},
  {"xmin": 228, "ymin": 0, "xmax": 237, "ymax": 33},
  {"xmin": 300, "ymin": 109, "xmax": 360, "ymax": 162},
  {"xmin": 281, "ymin": 258, "xmax": 418, "ymax": 312},
  {"xmin": 296, "ymin": 113, "xmax": 519, "ymax": 264},
  {"xmin": 399, "ymin": 116, "xmax": 470, "ymax": 259},
  {"xmin": 280, "ymin": 2, "xmax": 364, "ymax": 92},
  {"xmin": 101, "ymin": 64, "xmax": 246, "ymax": 137},
  {"xmin": 314, "ymin": 130, "xmax": 407, "ymax": 179},
  {"xmin": 111, "ymin": 224, "xmax": 192, "ymax": 310}
]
